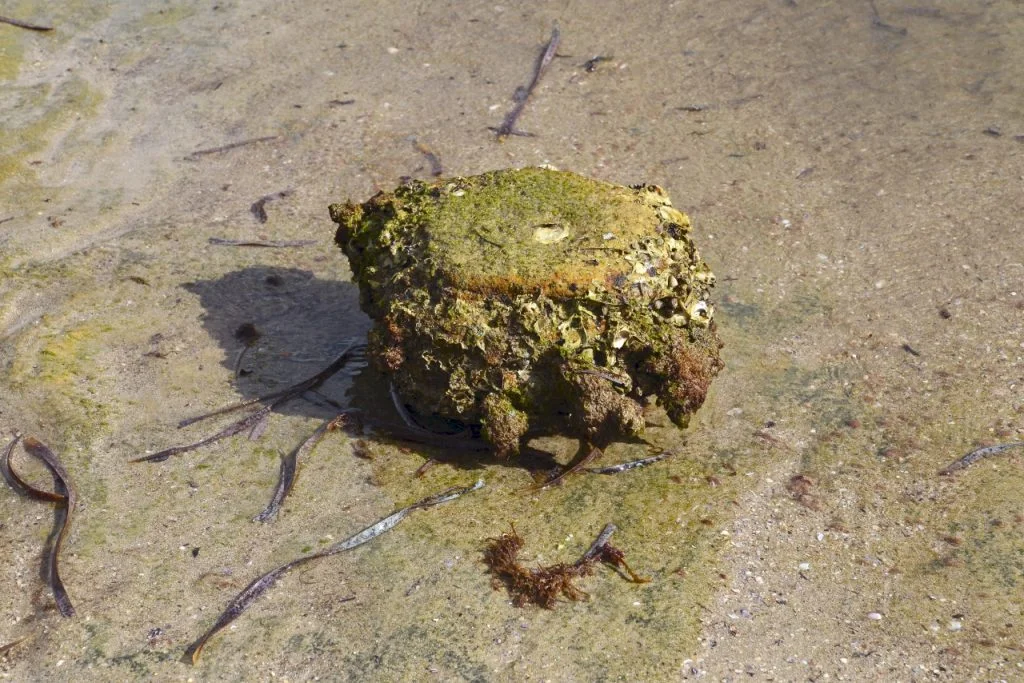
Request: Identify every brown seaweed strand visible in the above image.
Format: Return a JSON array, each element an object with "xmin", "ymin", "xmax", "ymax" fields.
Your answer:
[
  {"xmin": 176, "ymin": 341, "xmax": 361, "ymax": 428},
  {"xmin": 0, "ymin": 637, "xmax": 28, "ymax": 656},
  {"xmin": 19, "ymin": 437, "xmax": 77, "ymax": 617},
  {"xmin": 183, "ymin": 555, "xmax": 317, "ymax": 664},
  {"xmin": 184, "ymin": 479, "xmax": 483, "ymax": 664},
  {"xmin": 533, "ymin": 444, "xmax": 602, "ymax": 490},
  {"xmin": 0, "ymin": 15, "xmax": 53, "ymax": 31},
  {"xmin": 484, "ymin": 522, "xmax": 647, "ymax": 608},
  {"xmin": 137, "ymin": 343, "xmax": 362, "ymax": 463},
  {"xmin": 492, "ymin": 25, "xmax": 560, "ymax": 139},
  {"xmin": 595, "ymin": 543, "xmax": 650, "ymax": 584},
  {"xmin": 253, "ymin": 412, "xmax": 351, "ymax": 523},
  {"xmin": 939, "ymin": 441, "xmax": 1024, "ymax": 475},
  {"xmin": 132, "ymin": 402, "xmax": 278, "ymax": 463},
  {"xmin": 585, "ymin": 450, "xmax": 675, "ymax": 475},
  {"xmin": 175, "ymin": 394, "xmax": 267, "ymax": 428}
]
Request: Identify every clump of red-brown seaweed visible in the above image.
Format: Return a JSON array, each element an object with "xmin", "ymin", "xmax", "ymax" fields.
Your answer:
[{"xmin": 483, "ymin": 523, "xmax": 648, "ymax": 608}]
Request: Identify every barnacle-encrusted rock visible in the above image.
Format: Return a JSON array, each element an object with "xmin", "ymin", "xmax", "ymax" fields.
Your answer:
[{"xmin": 329, "ymin": 167, "xmax": 723, "ymax": 456}]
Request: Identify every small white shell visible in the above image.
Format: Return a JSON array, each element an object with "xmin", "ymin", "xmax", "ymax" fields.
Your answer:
[
  {"xmin": 687, "ymin": 300, "xmax": 713, "ymax": 326},
  {"xmin": 533, "ymin": 224, "xmax": 569, "ymax": 244}
]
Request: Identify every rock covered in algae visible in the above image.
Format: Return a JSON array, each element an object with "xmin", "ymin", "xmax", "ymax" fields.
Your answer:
[{"xmin": 329, "ymin": 167, "xmax": 723, "ymax": 456}]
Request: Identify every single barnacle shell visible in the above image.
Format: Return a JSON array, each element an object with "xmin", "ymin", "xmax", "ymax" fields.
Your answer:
[{"xmin": 686, "ymin": 299, "xmax": 713, "ymax": 327}]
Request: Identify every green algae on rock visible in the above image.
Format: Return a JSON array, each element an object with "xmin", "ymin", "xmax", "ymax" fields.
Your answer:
[{"xmin": 329, "ymin": 167, "xmax": 723, "ymax": 456}]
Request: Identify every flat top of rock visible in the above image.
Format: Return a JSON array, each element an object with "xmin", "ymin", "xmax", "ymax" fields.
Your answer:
[{"xmin": 389, "ymin": 168, "xmax": 690, "ymax": 298}]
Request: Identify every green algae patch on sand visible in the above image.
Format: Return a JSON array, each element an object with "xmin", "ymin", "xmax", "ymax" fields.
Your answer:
[
  {"xmin": 7, "ymin": 317, "xmax": 114, "ymax": 449},
  {"xmin": 0, "ymin": 74, "xmax": 103, "ymax": 189},
  {"xmin": 331, "ymin": 167, "xmax": 724, "ymax": 456}
]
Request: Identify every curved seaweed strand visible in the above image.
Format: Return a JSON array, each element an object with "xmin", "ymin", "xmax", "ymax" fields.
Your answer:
[
  {"xmin": 939, "ymin": 441, "xmax": 1024, "ymax": 475},
  {"xmin": 253, "ymin": 412, "xmax": 352, "ymax": 523},
  {"xmin": 1, "ymin": 435, "xmax": 59, "ymax": 500},
  {"xmin": 184, "ymin": 479, "xmax": 484, "ymax": 664},
  {"xmin": 4, "ymin": 437, "xmax": 77, "ymax": 617}
]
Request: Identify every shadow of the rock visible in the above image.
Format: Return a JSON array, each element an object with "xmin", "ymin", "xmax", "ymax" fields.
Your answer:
[
  {"xmin": 183, "ymin": 266, "xmax": 374, "ymax": 420},
  {"xmin": 180, "ymin": 266, "xmax": 539, "ymax": 472}
]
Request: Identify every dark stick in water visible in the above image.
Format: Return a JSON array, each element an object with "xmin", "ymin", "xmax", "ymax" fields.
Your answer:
[
  {"xmin": 491, "ymin": 25, "xmax": 560, "ymax": 140},
  {"xmin": 132, "ymin": 402, "xmax": 279, "ymax": 463},
  {"xmin": 184, "ymin": 479, "xmax": 484, "ymax": 664},
  {"xmin": 208, "ymin": 237, "xmax": 314, "ymax": 248},
  {"xmin": 533, "ymin": 442, "xmax": 601, "ymax": 490}
]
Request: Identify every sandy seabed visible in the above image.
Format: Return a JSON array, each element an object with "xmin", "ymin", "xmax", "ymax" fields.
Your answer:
[{"xmin": 2, "ymin": 1, "xmax": 1023, "ymax": 680}]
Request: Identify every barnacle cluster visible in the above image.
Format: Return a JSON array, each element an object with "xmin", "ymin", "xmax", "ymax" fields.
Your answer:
[{"xmin": 330, "ymin": 167, "xmax": 723, "ymax": 456}]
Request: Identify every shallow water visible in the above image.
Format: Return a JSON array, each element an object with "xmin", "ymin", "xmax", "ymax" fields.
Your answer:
[{"xmin": 2, "ymin": 1, "xmax": 1023, "ymax": 680}]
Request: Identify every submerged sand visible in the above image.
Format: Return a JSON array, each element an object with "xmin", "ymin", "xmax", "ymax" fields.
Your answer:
[{"xmin": 2, "ymin": 1, "xmax": 1022, "ymax": 680}]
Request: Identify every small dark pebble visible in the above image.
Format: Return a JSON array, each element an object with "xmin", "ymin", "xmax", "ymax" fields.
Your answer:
[
  {"xmin": 901, "ymin": 343, "xmax": 921, "ymax": 357},
  {"xmin": 234, "ymin": 322, "xmax": 260, "ymax": 346}
]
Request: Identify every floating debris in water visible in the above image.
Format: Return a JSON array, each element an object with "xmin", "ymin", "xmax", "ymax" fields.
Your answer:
[
  {"xmin": 410, "ymin": 138, "xmax": 443, "ymax": 176},
  {"xmin": 483, "ymin": 522, "xmax": 648, "ymax": 609},
  {"xmin": 184, "ymin": 479, "xmax": 484, "ymax": 664},
  {"xmin": 582, "ymin": 55, "xmax": 614, "ymax": 73},
  {"xmin": 232, "ymin": 322, "xmax": 261, "ymax": 378},
  {"xmin": 2, "ymin": 435, "xmax": 77, "ymax": 617}
]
